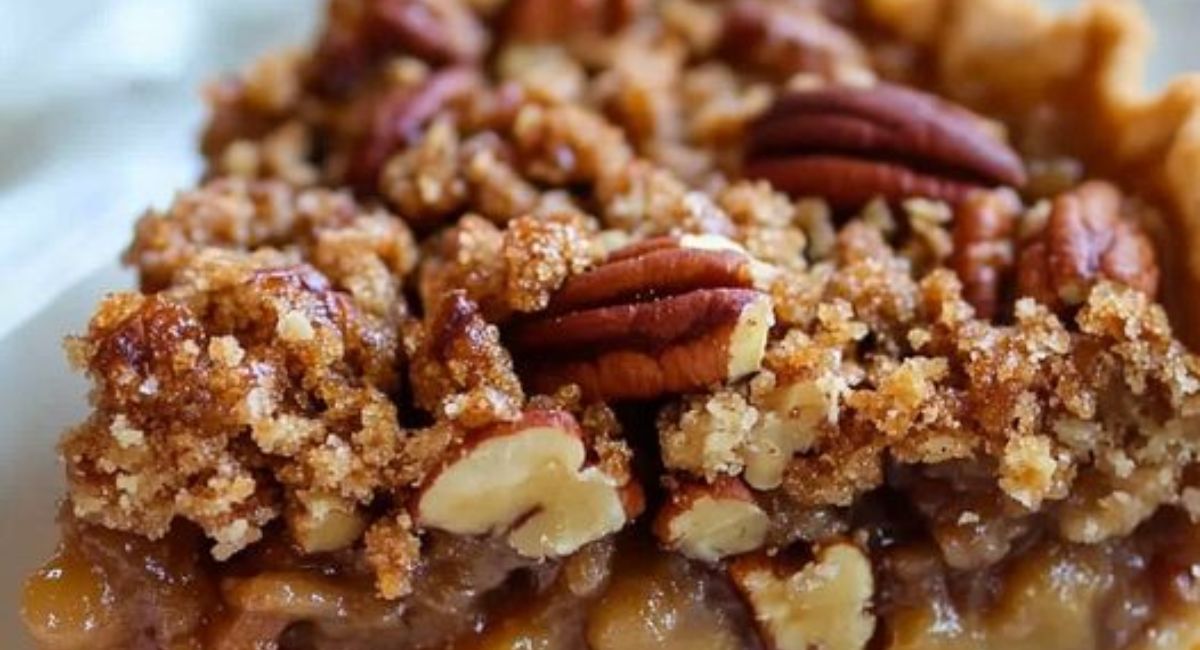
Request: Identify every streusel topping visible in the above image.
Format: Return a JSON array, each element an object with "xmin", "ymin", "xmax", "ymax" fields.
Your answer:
[{"xmin": 28, "ymin": 1, "xmax": 1200, "ymax": 649}]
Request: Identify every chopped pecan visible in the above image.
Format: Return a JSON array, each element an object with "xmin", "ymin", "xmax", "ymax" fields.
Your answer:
[
  {"xmin": 308, "ymin": 0, "xmax": 484, "ymax": 97},
  {"xmin": 720, "ymin": 0, "xmax": 868, "ymax": 81},
  {"xmin": 654, "ymin": 476, "xmax": 769, "ymax": 562},
  {"xmin": 415, "ymin": 409, "xmax": 641, "ymax": 559},
  {"xmin": 743, "ymin": 83, "xmax": 1026, "ymax": 210},
  {"xmin": 344, "ymin": 66, "xmax": 480, "ymax": 192},
  {"xmin": 503, "ymin": 0, "xmax": 646, "ymax": 42},
  {"xmin": 363, "ymin": 0, "xmax": 487, "ymax": 65},
  {"xmin": 507, "ymin": 236, "xmax": 775, "ymax": 401},
  {"xmin": 407, "ymin": 290, "xmax": 524, "ymax": 428},
  {"xmin": 1017, "ymin": 181, "xmax": 1159, "ymax": 311},
  {"xmin": 949, "ymin": 189, "xmax": 1022, "ymax": 320},
  {"xmin": 544, "ymin": 234, "xmax": 775, "ymax": 315}
]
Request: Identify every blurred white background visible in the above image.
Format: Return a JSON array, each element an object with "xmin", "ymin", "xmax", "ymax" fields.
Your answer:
[{"xmin": 0, "ymin": 0, "xmax": 321, "ymax": 337}]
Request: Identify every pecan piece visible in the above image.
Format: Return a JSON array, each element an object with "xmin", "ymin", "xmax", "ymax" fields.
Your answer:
[
  {"xmin": 503, "ymin": 0, "xmax": 646, "ymax": 42},
  {"xmin": 507, "ymin": 236, "xmax": 775, "ymax": 401},
  {"xmin": 364, "ymin": 0, "xmax": 487, "ymax": 65},
  {"xmin": 720, "ymin": 0, "xmax": 868, "ymax": 81},
  {"xmin": 344, "ymin": 67, "xmax": 480, "ymax": 192},
  {"xmin": 1017, "ymin": 181, "xmax": 1159, "ymax": 311},
  {"xmin": 545, "ymin": 234, "xmax": 776, "ymax": 315},
  {"xmin": 949, "ymin": 189, "xmax": 1021, "ymax": 320},
  {"xmin": 415, "ymin": 409, "xmax": 642, "ymax": 559},
  {"xmin": 407, "ymin": 290, "xmax": 525, "ymax": 428},
  {"xmin": 744, "ymin": 83, "xmax": 1026, "ymax": 209},
  {"xmin": 654, "ymin": 477, "xmax": 769, "ymax": 563},
  {"xmin": 308, "ymin": 0, "xmax": 485, "ymax": 97}
]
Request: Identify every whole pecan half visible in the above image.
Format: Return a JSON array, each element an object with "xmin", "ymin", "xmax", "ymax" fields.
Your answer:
[
  {"xmin": 949, "ymin": 189, "xmax": 1021, "ymax": 320},
  {"xmin": 720, "ymin": 0, "xmax": 867, "ymax": 81},
  {"xmin": 743, "ymin": 83, "xmax": 1027, "ymax": 210},
  {"xmin": 344, "ymin": 67, "xmax": 480, "ymax": 192},
  {"xmin": 506, "ymin": 235, "xmax": 776, "ymax": 401},
  {"xmin": 1017, "ymin": 181, "xmax": 1159, "ymax": 311}
]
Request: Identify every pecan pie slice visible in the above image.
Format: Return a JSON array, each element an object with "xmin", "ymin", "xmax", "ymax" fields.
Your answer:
[{"xmin": 21, "ymin": 0, "xmax": 1200, "ymax": 649}]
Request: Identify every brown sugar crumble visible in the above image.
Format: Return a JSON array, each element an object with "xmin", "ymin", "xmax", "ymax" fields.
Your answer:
[{"xmin": 24, "ymin": 0, "xmax": 1200, "ymax": 649}]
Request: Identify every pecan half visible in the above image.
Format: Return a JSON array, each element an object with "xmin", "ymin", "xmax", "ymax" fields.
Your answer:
[
  {"xmin": 720, "ymin": 0, "xmax": 868, "ymax": 81},
  {"xmin": 1017, "ymin": 181, "xmax": 1159, "ymax": 311},
  {"xmin": 344, "ymin": 67, "xmax": 480, "ymax": 192},
  {"xmin": 744, "ymin": 83, "xmax": 1026, "ymax": 209},
  {"xmin": 507, "ymin": 236, "xmax": 775, "ymax": 401},
  {"xmin": 949, "ymin": 189, "xmax": 1021, "ymax": 320}
]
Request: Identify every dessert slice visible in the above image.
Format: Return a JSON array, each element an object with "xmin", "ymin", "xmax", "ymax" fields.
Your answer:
[{"xmin": 22, "ymin": 0, "xmax": 1200, "ymax": 649}]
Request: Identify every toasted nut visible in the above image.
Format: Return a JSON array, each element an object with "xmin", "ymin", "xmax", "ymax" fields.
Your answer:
[
  {"xmin": 415, "ymin": 410, "xmax": 641, "ymax": 558},
  {"xmin": 307, "ymin": 0, "xmax": 484, "ymax": 98},
  {"xmin": 949, "ymin": 189, "xmax": 1021, "ymax": 319},
  {"xmin": 744, "ymin": 82, "xmax": 1026, "ymax": 209},
  {"xmin": 744, "ymin": 377, "xmax": 839, "ymax": 490},
  {"xmin": 508, "ymin": 236, "xmax": 775, "ymax": 401},
  {"xmin": 1017, "ymin": 181, "xmax": 1159, "ymax": 311},
  {"xmin": 344, "ymin": 67, "xmax": 480, "ymax": 192},
  {"xmin": 407, "ymin": 290, "xmax": 524, "ymax": 428},
  {"xmin": 362, "ymin": 514, "xmax": 422, "ymax": 599},
  {"xmin": 730, "ymin": 543, "xmax": 875, "ymax": 650},
  {"xmin": 504, "ymin": 0, "xmax": 646, "ymax": 42},
  {"xmin": 287, "ymin": 492, "xmax": 367, "ymax": 554},
  {"xmin": 720, "ymin": 0, "xmax": 868, "ymax": 81},
  {"xmin": 513, "ymin": 289, "xmax": 774, "ymax": 401},
  {"xmin": 364, "ymin": 0, "xmax": 487, "ymax": 65},
  {"xmin": 217, "ymin": 571, "xmax": 395, "ymax": 647},
  {"xmin": 747, "ymin": 156, "xmax": 987, "ymax": 212},
  {"xmin": 545, "ymin": 234, "xmax": 776, "ymax": 315},
  {"xmin": 654, "ymin": 477, "xmax": 769, "ymax": 562}
]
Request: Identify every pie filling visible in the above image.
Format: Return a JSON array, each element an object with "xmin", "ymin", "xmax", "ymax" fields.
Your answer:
[{"xmin": 21, "ymin": 1, "xmax": 1200, "ymax": 649}]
